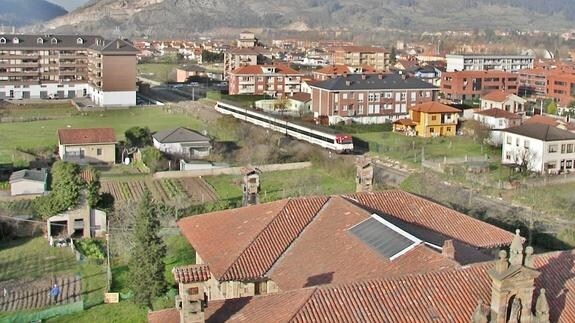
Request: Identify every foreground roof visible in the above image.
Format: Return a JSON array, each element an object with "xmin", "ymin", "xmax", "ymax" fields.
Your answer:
[
  {"xmin": 203, "ymin": 250, "xmax": 575, "ymax": 323},
  {"xmin": 178, "ymin": 191, "xmax": 515, "ymax": 286},
  {"xmin": 57, "ymin": 128, "xmax": 116, "ymax": 145},
  {"xmin": 310, "ymin": 73, "xmax": 438, "ymax": 91},
  {"xmin": 503, "ymin": 123, "xmax": 575, "ymax": 141}
]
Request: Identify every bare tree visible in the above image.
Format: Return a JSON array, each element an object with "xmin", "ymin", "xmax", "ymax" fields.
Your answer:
[{"xmin": 512, "ymin": 148, "xmax": 536, "ymax": 174}]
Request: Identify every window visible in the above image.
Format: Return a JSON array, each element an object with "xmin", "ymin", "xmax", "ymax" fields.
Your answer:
[
  {"xmin": 430, "ymin": 128, "xmax": 435, "ymax": 133},
  {"xmin": 515, "ymin": 138, "xmax": 520, "ymax": 147},
  {"xmin": 342, "ymin": 93, "xmax": 348, "ymax": 99},
  {"xmin": 12, "ymin": 38, "xmax": 19, "ymax": 44},
  {"xmin": 0, "ymin": 38, "xmax": 5, "ymax": 44},
  {"xmin": 358, "ymin": 104, "xmax": 363, "ymax": 114},
  {"xmin": 549, "ymin": 144, "xmax": 558, "ymax": 153},
  {"xmin": 447, "ymin": 127, "xmax": 451, "ymax": 132},
  {"xmin": 384, "ymin": 92, "xmax": 392, "ymax": 99},
  {"xmin": 96, "ymin": 148, "xmax": 102, "ymax": 156},
  {"xmin": 77, "ymin": 38, "xmax": 84, "ymax": 44},
  {"xmin": 567, "ymin": 160, "xmax": 573, "ymax": 169},
  {"xmin": 37, "ymin": 38, "xmax": 44, "ymax": 44},
  {"xmin": 431, "ymin": 116, "xmax": 437, "ymax": 121},
  {"xmin": 561, "ymin": 144, "xmax": 566, "ymax": 154},
  {"xmin": 342, "ymin": 105, "xmax": 348, "ymax": 112},
  {"xmin": 410, "ymin": 92, "xmax": 416, "ymax": 101},
  {"xmin": 358, "ymin": 93, "xmax": 364, "ymax": 103},
  {"xmin": 507, "ymin": 136, "xmax": 512, "ymax": 144},
  {"xmin": 568, "ymin": 144, "xmax": 574, "ymax": 153},
  {"xmin": 51, "ymin": 38, "xmax": 58, "ymax": 44},
  {"xmin": 524, "ymin": 140, "xmax": 530, "ymax": 149},
  {"xmin": 368, "ymin": 93, "xmax": 375, "ymax": 102}
]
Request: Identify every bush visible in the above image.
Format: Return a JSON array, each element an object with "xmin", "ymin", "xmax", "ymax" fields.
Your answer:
[
  {"xmin": 141, "ymin": 147, "xmax": 163, "ymax": 172},
  {"xmin": 33, "ymin": 161, "xmax": 83, "ymax": 219},
  {"xmin": 75, "ymin": 239, "xmax": 105, "ymax": 260},
  {"xmin": 330, "ymin": 122, "xmax": 393, "ymax": 133}
]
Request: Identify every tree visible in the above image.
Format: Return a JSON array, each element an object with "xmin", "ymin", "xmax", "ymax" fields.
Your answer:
[
  {"xmin": 85, "ymin": 166, "xmax": 101, "ymax": 208},
  {"xmin": 389, "ymin": 47, "xmax": 397, "ymax": 66},
  {"xmin": 273, "ymin": 96, "xmax": 289, "ymax": 115},
  {"xmin": 546, "ymin": 100, "xmax": 558, "ymax": 115},
  {"xmin": 141, "ymin": 147, "xmax": 163, "ymax": 172},
  {"xmin": 128, "ymin": 191, "xmax": 167, "ymax": 308},
  {"xmin": 125, "ymin": 127, "xmax": 152, "ymax": 149},
  {"xmin": 33, "ymin": 161, "xmax": 83, "ymax": 218}
]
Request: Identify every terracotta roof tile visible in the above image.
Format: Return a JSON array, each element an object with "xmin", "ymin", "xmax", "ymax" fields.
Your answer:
[
  {"xmin": 410, "ymin": 102, "xmax": 461, "ymax": 114},
  {"xmin": 481, "ymin": 90, "xmax": 516, "ymax": 102},
  {"xmin": 347, "ymin": 191, "xmax": 515, "ymax": 248},
  {"xmin": 57, "ymin": 128, "xmax": 116, "ymax": 145},
  {"xmin": 393, "ymin": 118, "xmax": 417, "ymax": 126},
  {"xmin": 172, "ymin": 264, "xmax": 211, "ymax": 283},
  {"xmin": 314, "ymin": 64, "xmax": 377, "ymax": 75},
  {"xmin": 206, "ymin": 250, "xmax": 575, "ymax": 323},
  {"xmin": 230, "ymin": 64, "xmax": 302, "ymax": 75}
]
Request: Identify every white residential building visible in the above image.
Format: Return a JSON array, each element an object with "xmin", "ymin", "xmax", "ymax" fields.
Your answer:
[
  {"xmin": 446, "ymin": 54, "xmax": 534, "ymax": 72},
  {"xmin": 501, "ymin": 123, "xmax": 575, "ymax": 174},
  {"xmin": 473, "ymin": 109, "xmax": 522, "ymax": 145},
  {"xmin": 481, "ymin": 91, "xmax": 527, "ymax": 114}
]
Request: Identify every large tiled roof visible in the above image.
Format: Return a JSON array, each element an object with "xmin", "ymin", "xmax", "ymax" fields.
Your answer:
[
  {"xmin": 410, "ymin": 102, "xmax": 460, "ymax": 113},
  {"xmin": 347, "ymin": 191, "xmax": 515, "ymax": 249},
  {"xmin": 503, "ymin": 123, "xmax": 575, "ymax": 141},
  {"xmin": 0, "ymin": 35, "xmax": 138, "ymax": 54},
  {"xmin": 179, "ymin": 191, "xmax": 515, "ymax": 286},
  {"xmin": 148, "ymin": 308, "xmax": 179, "ymax": 323},
  {"xmin": 314, "ymin": 64, "xmax": 377, "ymax": 75},
  {"xmin": 57, "ymin": 128, "xmax": 116, "ymax": 145},
  {"xmin": 524, "ymin": 115, "xmax": 575, "ymax": 131},
  {"xmin": 475, "ymin": 108, "xmax": 522, "ymax": 119},
  {"xmin": 310, "ymin": 73, "xmax": 438, "ymax": 91},
  {"xmin": 481, "ymin": 90, "xmax": 518, "ymax": 102},
  {"xmin": 205, "ymin": 250, "xmax": 575, "ymax": 323},
  {"xmin": 178, "ymin": 197, "xmax": 329, "ymax": 281}
]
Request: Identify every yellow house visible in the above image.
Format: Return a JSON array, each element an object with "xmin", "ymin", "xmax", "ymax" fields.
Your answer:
[{"xmin": 395, "ymin": 102, "xmax": 460, "ymax": 138}]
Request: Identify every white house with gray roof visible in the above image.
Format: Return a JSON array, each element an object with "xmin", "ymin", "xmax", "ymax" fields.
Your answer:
[
  {"xmin": 501, "ymin": 123, "xmax": 575, "ymax": 174},
  {"xmin": 9, "ymin": 169, "xmax": 48, "ymax": 196},
  {"xmin": 310, "ymin": 73, "xmax": 439, "ymax": 124},
  {"xmin": 152, "ymin": 127, "xmax": 211, "ymax": 159}
]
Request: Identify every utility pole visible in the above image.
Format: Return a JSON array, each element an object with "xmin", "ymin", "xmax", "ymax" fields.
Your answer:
[{"xmin": 105, "ymin": 232, "xmax": 112, "ymax": 292}]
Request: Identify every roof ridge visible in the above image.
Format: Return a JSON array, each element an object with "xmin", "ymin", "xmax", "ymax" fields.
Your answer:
[
  {"xmin": 221, "ymin": 196, "xmax": 329, "ymax": 280},
  {"xmin": 265, "ymin": 196, "xmax": 336, "ymax": 276},
  {"xmin": 219, "ymin": 198, "xmax": 292, "ymax": 279}
]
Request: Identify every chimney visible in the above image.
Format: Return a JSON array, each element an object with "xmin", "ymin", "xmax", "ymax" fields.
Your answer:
[
  {"xmin": 345, "ymin": 80, "xmax": 352, "ymax": 86},
  {"xmin": 361, "ymin": 74, "xmax": 367, "ymax": 80},
  {"xmin": 378, "ymin": 74, "xmax": 384, "ymax": 80},
  {"xmin": 442, "ymin": 240, "xmax": 455, "ymax": 259}
]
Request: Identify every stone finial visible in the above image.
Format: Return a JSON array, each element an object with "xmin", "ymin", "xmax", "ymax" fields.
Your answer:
[
  {"xmin": 535, "ymin": 289, "xmax": 550, "ymax": 323},
  {"xmin": 470, "ymin": 299, "xmax": 488, "ymax": 323},
  {"xmin": 509, "ymin": 229, "xmax": 524, "ymax": 266},
  {"xmin": 495, "ymin": 249, "xmax": 509, "ymax": 274},
  {"xmin": 524, "ymin": 246, "xmax": 535, "ymax": 268}
]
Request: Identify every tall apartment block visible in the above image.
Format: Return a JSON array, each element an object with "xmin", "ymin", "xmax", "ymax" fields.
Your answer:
[
  {"xmin": 331, "ymin": 46, "xmax": 390, "ymax": 71},
  {"xmin": 446, "ymin": 54, "xmax": 534, "ymax": 72},
  {"xmin": 0, "ymin": 34, "xmax": 139, "ymax": 106},
  {"xmin": 441, "ymin": 70, "xmax": 518, "ymax": 101}
]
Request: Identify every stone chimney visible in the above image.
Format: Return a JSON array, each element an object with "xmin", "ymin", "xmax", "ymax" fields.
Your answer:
[
  {"xmin": 441, "ymin": 239, "xmax": 455, "ymax": 260},
  {"xmin": 355, "ymin": 155, "xmax": 376, "ymax": 192},
  {"xmin": 173, "ymin": 265, "xmax": 210, "ymax": 323},
  {"xmin": 241, "ymin": 166, "xmax": 261, "ymax": 206}
]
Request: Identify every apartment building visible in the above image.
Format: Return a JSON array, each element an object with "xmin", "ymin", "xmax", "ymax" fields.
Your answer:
[
  {"xmin": 518, "ymin": 68, "xmax": 575, "ymax": 107},
  {"xmin": 0, "ymin": 34, "xmax": 138, "ymax": 106},
  {"xmin": 223, "ymin": 47, "xmax": 273, "ymax": 79},
  {"xmin": 331, "ymin": 46, "xmax": 390, "ymax": 71},
  {"xmin": 446, "ymin": 54, "xmax": 534, "ymax": 72},
  {"xmin": 228, "ymin": 65, "xmax": 303, "ymax": 96},
  {"xmin": 237, "ymin": 31, "xmax": 258, "ymax": 48},
  {"xmin": 309, "ymin": 73, "xmax": 438, "ymax": 124},
  {"xmin": 312, "ymin": 64, "xmax": 377, "ymax": 81},
  {"xmin": 518, "ymin": 68, "xmax": 549, "ymax": 97},
  {"xmin": 441, "ymin": 70, "xmax": 518, "ymax": 102}
]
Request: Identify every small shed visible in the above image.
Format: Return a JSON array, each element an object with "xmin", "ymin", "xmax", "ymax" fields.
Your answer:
[{"xmin": 9, "ymin": 169, "xmax": 47, "ymax": 196}]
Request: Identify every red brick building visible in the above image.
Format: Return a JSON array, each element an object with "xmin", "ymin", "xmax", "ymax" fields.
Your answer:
[
  {"xmin": 228, "ymin": 65, "xmax": 303, "ymax": 96},
  {"xmin": 312, "ymin": 64, "xmax": 377, "ymax": 81},
  {"xmin": 441, "ymin": 70, "xmax": 518, "ymax": 102},
  {"xmin": 310, "ymin": 73, "xmax": 438, "ymax": 124},
  {"xmin": 518, "ymin": 68, "xmax": 575, "ymax": 107}
]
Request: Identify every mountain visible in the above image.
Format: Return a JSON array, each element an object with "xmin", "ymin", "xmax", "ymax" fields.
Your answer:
[
  {"xmin": 47, "ymin": 0, "xmax": 90, "ymax": 11},
  {"xmin": 32, "ymin": 0, "xmax": 575, "ymax": 38},
  {"xmin": 0, "ymin": 0, "xmax": 67, "ymax": 28}
]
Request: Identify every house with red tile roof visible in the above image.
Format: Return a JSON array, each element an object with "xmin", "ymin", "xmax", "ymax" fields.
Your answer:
[
  {"xmin": 481, "ymin": 90, "xmax": 527, "ymax": 114},
  {"xmin": 473, "ymin": 108, "xmax": 523, "ymax": 145},
  {"xmin": 175, "ymin": 191, "xmax": 515, "ymax": 304},
  {"xmin": 228, "ymin": 65, "xmax": 304, "ymax": 96},
  {"xmin": 150, "ymin": 229, "xmax": 575, "ymax": 323},
  {"xmin": 57, "ymin": 128, "xmax": 116, "ymax": 164},
  {"xmin": 394, "ymin": 102, "xmax": 460, "ymax": 137}
]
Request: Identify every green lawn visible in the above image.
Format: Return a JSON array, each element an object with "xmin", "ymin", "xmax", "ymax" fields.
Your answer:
[
  {"xmin": 206, "ymin": 167, "xmax": 356, "ymax": 204},
  {"xmin": 0, "ymin": 103, "xmax": 78, "ymax": 119},
  {"xmin": 355, "ymin": 132, "xmax": 500, "ymax": 166},
  {"xmin": 0, "ymin": 238, "xmax": 77, "ymax": 281},
  {"xmin": 0, "ymin": 108, "xmax": 208, "ymax": 164},
  {"xmin": 137, "ymin": 63, "xmax": 178, "ymax": 83}
]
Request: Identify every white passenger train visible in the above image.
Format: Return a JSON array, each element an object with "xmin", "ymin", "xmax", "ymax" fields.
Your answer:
[{"xmin": 215, "ymin": 101, "xmax": 354, "ymax": 153}]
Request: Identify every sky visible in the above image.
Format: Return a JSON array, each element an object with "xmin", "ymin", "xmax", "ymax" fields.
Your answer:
[{"xmin": 47, "ymin": 0, "xmax": 89, "ymax": 11}]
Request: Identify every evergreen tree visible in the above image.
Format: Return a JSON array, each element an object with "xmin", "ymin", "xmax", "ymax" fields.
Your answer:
[
  {"xmin": 85, "ymin": 166, "xmax": 101, "ymax": 208},
  {"xmin": 128, "ymin": 190, "xmax": 167, "ymax": 308}
]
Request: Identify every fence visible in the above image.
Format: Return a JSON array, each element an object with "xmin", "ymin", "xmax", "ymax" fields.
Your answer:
[
  {"xmin": 1, "ymin": 300, "xmax": 84, "ymax": 323},
  {"xmin": 421, "ymin": 155, "xmax": 491, "ymax": 173},
  {"xmin": 153, "ymin": 161, "xmax": 312, "ymax": 179}
]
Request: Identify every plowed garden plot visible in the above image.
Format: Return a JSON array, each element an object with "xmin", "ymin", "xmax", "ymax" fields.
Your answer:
[
  {"xmin": 0, "ymin": 275, "xmax": 82, "ymax": 312},
  {"xmin": 101, "ymin": 177, "xmax": 217, "ymax": 206}
]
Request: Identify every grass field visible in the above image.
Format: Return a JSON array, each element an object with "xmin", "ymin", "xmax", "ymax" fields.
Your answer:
[
  {"xmin": 0, "ymin": 107, "xmax": 207, "ymax": 164},
  {"xmin": 206, "ymin": 167, "xmax": 356, "ymax": 204},
  {"xmin": 137, "ymin": 63, "xmax": 178, "ymax": 83},
  {"xmin": 355, "ymin": 132, "xmax": 500, "ymax": 166},
  {"xmin": 0, "ymin": 103, "xmax": 78, "ymax": 119}
]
